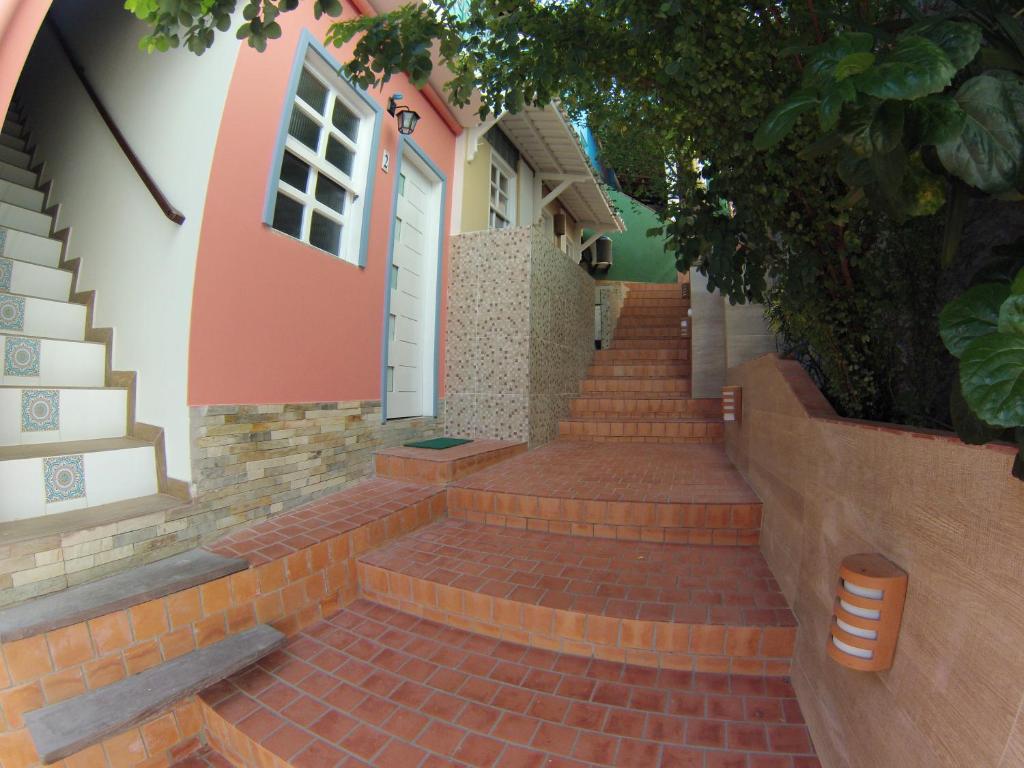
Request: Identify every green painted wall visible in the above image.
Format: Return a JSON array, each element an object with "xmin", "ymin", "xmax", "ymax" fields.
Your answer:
[{"xmin": 593, "ymin": 190, "xmax": 676, "ymax": 284}]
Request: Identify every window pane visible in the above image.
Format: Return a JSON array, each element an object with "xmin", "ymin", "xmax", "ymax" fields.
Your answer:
[
  {"xmin": 331, "ymin": 99, "xmax": 359, "ymax": 140},
  {"xmin": 389, "ymin": 314, "xmax": 396, "ymax": 342},
  {"xmin": 296, "ymin": 68, "xmax": 327, "ymax": 114},
  {"xmin": 398, "ymin": 173, "xmax": 406, "ymax": 197},
  {"xmin": 315, "ymin": 174, "xmax": 347, "ymax": 214},
  {"xmin": 310, "ymin": 211, "xmax": 342, "ymax": 255},
  {"xmin": 391, "ymin": 265, "xmax": 400, "ymax": 290},
  {"xmin": 394, "ymin": 217, "xmax": 403, "ymax": 242},
  {"xmin": 325, "ymin": 135, "xmax": 354, "ymax": 176},
  {"xmin": 279, "ymin": 151, "xmax": 310, "ymax": 191},
  {"xmin": 387, "ymin": 366, "xmax": 394, "ymax": 392},
  {"xmin": 288, "ymin": 108, "xmax": 321, "ymax": 151},
  {"xmin": 272, "ymin": 193, "xmax": 303, "ymax": 238}
]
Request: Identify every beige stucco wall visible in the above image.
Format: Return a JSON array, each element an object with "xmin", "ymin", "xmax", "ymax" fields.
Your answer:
[
  {"xmin": 726, "ymin": 353, "xmax": 1024, "ymax": 768},
  {"xmin": 460, "ymin": 140, "xmax": 493, "ymax": 232},
  {"xmin": 446, "ymin": 225, "xmax": 595, "ymax": 446}
]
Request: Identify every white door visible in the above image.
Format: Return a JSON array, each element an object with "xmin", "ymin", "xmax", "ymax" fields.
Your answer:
[{"xmin": 386, "ymin": 154, "xmax": 440, "ymax": 418}]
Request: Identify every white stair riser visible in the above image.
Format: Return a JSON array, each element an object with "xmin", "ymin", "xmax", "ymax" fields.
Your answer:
[
  {"xmin": 0, "ymin": 134, "xmax": 26, "ymax": 152},
  {"xmin": 2, "ymin": 258, "xmax": 71, "ymax": 301},
  {"xmin": 0, "ymin": 179, "xmax": 43, "ymax": 211},
  {"xmin": 0, "ymin": 144, "xmax": 30, "ymax": 170},
  {"xmin": 0, "ymin": 202, "xmax": 51, "ymax": 237},
  {"xmin": 0, "ymin": 388, "xmax": 127, "ymax": 446},
  {"xmin": 0, "ymin": 296, "xmax": 85, "ymax": 340},
  {"xmin": 0, "ymin": 161, "xmax": 37, "ymax": 189},
  {"xmin": 1, "ymin": 334, "xmax": 104, "ymax": 386},
  {"xmin": 0, "ymin": 446, "xmax": 158, "ymax": 523},
  {"xmin": 0, "ymin": 227, "xmax": 62, "ymax": 268}
]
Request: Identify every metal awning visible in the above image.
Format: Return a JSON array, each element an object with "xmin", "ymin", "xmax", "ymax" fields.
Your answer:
[{"xmin": 497, "ymin": 105, "xmax": 623, "ymax": 233}]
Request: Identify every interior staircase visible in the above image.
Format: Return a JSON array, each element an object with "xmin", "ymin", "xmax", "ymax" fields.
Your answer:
[{"xmin": 0, "ymin": 98, "xmax": 186, "ymax": 534}]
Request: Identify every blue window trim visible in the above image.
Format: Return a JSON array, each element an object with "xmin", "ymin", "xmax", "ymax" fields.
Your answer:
[
  {"xmin": 262, "ymin": 29, "xmax": 383, "ymax": 268},
  {"xmin": 379, "ymin": 135, "xmax": 448, "ymax": 423}
]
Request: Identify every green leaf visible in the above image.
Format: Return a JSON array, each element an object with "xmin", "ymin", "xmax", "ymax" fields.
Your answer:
[
  {"xmin": 950, "ymin": 371, "xmax": 1004, "ymax": 444},
  {"xmin": 960, "ymin": 332, "xmax": 1024, "ymax": 427},
  {"xmin": 802, "ymin": 32, "xmax": 875, "ymax": 90},
  {"xmin": 939, "ymin": 283, "xmax": 1011, "ymax": 357},
  {"xmin": 837, "ymin": 147, "xmax": 873, "ymax": 187},
  {"xmin": 999, "ymin": 294, "xmax": 1024, "ymax": 335},
  {"xmin": 753, "ymin": 90, "xmax": 817, "ymax": 150},
  {"xmin": 836, "ymin": 52, "xmax": 876, "ymax": 80},
  {"xmin": 937, "ymin": 73, "xmax": 1024, "ymax": 194},
  {"xmin": 854, "ymin": 35, "xmax": 957, "ymax": 101},
  {"xmin": 843, "ymin": 100, "xmax": 904, "ymax": 157},
  {"xmin": 915, "ymin": 21, "xmax": 982, "ymax": 70},
  {"xmin": 903, "ymin": 153, "xmax": 947, "ymax": 217},
  {"xmin": 909, "ymin": 94, "xmax": 966, "ymax": 146},
  {"xmin": 1013, "ymin": 267, "xmax": 1024, "ymax": 295},
  {"xmin": 819, "ymin": 80, "xmax": 855, "ymax": 131}
]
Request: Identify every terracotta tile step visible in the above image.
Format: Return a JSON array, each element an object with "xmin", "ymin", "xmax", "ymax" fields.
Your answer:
[
  {"xmin": 570, "ymin": 399, "xmax": 722, "ymax": 418},
  {"xmin": 581, "ymin": 378, "xmax": 691, "ymax": 395},
  {"xmin": 447, "ymin": 485, "xmax": 761, "ymax": 545},
  {"xmin": 588, "ymin": 363, "xmax": 690, "ymax": 378},
  {"xmin": 358, "ymin": 521, "xmax": 795, "ymax": 675},
  {"xmin": 199, "ymin": 599, "xmax": 818, "ymax": 768},
  {"xmin": 614, "ymin": 327, "xmax": 685, "ymax": 339},
  {"xmin": 617, "ymin": 308, "xmax": 689, "ymax": 319},
  {"xmin": 374, "ymin": 440, "xmax": 527, "ymax": 485},
  {"xmin": 594, "ymin": 348, "xmax": 689, "ymax": 362},
  {"xmin": 558, "ymin": 419, "xmax": 724, "ymax": 444},
  {"xmin": 612, "ymin": 339, "xmax": 691, "ymax": 350}
]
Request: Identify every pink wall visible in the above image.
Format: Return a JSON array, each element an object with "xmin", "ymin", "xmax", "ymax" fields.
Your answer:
[
  {"xmin": 188, "ymin": 1, "xmax": 455, "ymax": 406},
  {"xmin": 0, "ymin": 0, "xmax": 51, "ymax": 118}
]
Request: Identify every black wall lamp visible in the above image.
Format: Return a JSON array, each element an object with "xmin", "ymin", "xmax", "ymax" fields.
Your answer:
[{"xmin": 387, "ymin": 93, "xmax": 421, "ymax": 135}]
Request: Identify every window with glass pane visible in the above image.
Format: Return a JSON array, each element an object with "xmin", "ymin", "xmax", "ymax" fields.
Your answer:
[
  {"xmin": 270, "ymin": 53, "xmax": 373, "ymax": 264},
  {"xmin": 489, "ymin": 160, "xmax": 514, "ymax": 230}
]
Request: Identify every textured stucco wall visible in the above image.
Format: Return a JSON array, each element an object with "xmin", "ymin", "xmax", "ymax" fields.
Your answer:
[
  {"xmin": 726, "ymin": 353, "xmax": 1024, "ymax": 768},
  {"xmin": 446, "ymin": 225, "xmax": 595, "ymax": 445}
]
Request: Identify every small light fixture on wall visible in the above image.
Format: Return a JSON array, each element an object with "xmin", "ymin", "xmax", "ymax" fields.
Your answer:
[
  {"xmin": 387, "ymin": 93, "xmax": 421, "ymax": 135},
  {"xmin": 722, "ymin": 385, "xmax": 742, "ymax": 423},
  {"xmin": 828, "ymin": 553, "xmax": 908, "ymax": 672}
]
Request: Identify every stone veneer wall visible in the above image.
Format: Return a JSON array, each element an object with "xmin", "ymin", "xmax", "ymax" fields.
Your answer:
[
  {"xmin": 726, "ymin": 354, "xmax": 1024, "ymax": 768},
  {"xmin": 446, "ymin": 226, "xmax": 596, "ymax": 445},
  {"xmin": 527, "ymin": 226, "xmax": 597, "ymax": 445},
  {"xmin": 0, "ymin": 400, "xmax": 441, "ymax": 608},
  {"xmin": 597, "ymin": 282, "xmax": 627, "ymax": 348}
]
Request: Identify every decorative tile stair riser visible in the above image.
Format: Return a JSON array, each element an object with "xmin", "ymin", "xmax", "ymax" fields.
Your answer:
[
  {"xmin": 21, "ymin": 389, "xmax": 59, "ymax": 432},
  {"xmin": 43, "ymin": 454, "xmax": 86, "ymax": 503}
]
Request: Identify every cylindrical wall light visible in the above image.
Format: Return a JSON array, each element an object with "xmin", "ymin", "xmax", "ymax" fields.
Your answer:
[{"xmin": 827, "ymin": 553, "xmax": 908, "ymax": 672}]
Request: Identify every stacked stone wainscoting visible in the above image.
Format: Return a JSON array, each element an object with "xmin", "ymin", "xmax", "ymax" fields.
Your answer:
[
  {"xmin": 445, "ymin": 225, "xmax": 596, "ymax": 446},
  {"xmin": 189, "ymin": 400, "xmax": 444, "ymax": 537},
  {"xmin": 597, "ymin": 282, "xmax": 627, "ymax": 349}
]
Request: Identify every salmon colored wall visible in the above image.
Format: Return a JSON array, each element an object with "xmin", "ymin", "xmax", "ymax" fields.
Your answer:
[
  {"xmin": 0, "ymin": 0, "xmax": 51, "ymax": 118},
  {"xmin": 188, "ymin": 1, "xmax": 455, "ymax": 406}
]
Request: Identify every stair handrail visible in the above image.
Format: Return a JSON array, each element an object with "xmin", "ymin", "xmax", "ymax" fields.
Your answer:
[{"xmin": 46, "ymin": 18, "xmax": 185, "ymax": 225}]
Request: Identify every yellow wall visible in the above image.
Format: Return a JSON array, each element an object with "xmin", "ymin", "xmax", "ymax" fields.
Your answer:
[{"xmin": 461, "ymin": 141, "xmax": 492, "ymax": 233}]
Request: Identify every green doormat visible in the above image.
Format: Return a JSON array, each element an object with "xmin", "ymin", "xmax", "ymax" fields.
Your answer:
[{"xmin": 403, "ymin": 437, "xmax": 474, "ymax": 450}]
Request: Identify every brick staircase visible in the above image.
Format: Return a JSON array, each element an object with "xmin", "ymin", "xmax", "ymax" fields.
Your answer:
[
  {"xmin": 0, "ymin": 283, "xmax": 816, "ymax": 767},
  {"xmin": 561, "ymin": 283, "xmax": 725, "ymax": 443}
]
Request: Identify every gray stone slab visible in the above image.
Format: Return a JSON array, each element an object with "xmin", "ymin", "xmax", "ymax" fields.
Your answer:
[
  {"xmin": 25, "ymin": 624, "xmax": 285, "ymax": 764},
  {"xmin": 0, "ymin": 549, "xmax": 248, "ymax": 642}
]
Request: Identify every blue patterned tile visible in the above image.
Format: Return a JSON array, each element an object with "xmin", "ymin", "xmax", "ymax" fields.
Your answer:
[
  {"xmin": 21, "ymin": 389, "xmax": 59, "ymax": 432},
  {"xmin": 4, "ymin": 336, "xmax": 39, "ymax": 376},
  {"xmin": 0, "ymin": 294, "xmax": 24, "ymax": 331},
  {"xmin": 0, "ymin": 257, "xmax": 10, "ymax": 291},
  {"xmin": 44, "ymin": 454, "xmax": 85, "ymax": 503}
]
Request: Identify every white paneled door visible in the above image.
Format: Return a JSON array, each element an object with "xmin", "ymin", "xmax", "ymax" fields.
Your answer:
[{"xmin": 386, "ymin": 150, "xmax": 441, "ymax": 419}]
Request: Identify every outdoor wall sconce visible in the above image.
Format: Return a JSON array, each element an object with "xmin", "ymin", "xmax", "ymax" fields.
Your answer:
[
  {"xmin": 387, "ymin": 93, "xmax": 420, "ymax": 135},
  {"xmin": 828, "ymin": 553, "xmax": 908, "ymax": 672},
  {"xmin": 722, "ymin": 385, "xmax": 742, "ymax": 423}
]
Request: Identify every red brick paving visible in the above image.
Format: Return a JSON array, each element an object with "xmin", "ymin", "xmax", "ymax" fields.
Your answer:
[
  {"xmin": 200, "ymin": 600, "xmax": 818, "ymax": 767},
  {"xmin": 451, "ymin": 441, "xmax": 759, "ymax": 505},
  {"xmin": 359, "ymin": 520, "xmax": 793, "ymax": 627}
]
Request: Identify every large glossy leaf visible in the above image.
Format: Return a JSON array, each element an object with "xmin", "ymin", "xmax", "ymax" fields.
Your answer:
[
  {"xmin": 937, "ymin": 73, "xmax": 1024, "ymax": 194},
  {"xmin": 950, "ymin": 371, "xmax": 1005, "ymax": 444},
  {"xmin": 854, "ymin": 35, "xmax": 957, "ymax": 101},
  {"xmin": 939, "ymin": 283, "xmax": 1011, "ymax": 357},
  {"xmin": 843, "ymin": 100, "xmax": 905, "ymax": 156},
  {"xmin": 802, "ymin": 32, "xmax": 875, "ymax": 90},
  {"xmin": 836, "ymin": 52, "xmax": 876, "ymax": 80},
  {"xmin": 1013, "ymin": 267, "xmax": 1024, "ymax": 295},
  {"xmin": 753, "ymin": 90, "xmax": 817, "ymax": 150},
  {"xmin": 819, "ymin": 80, "xmax": 855, "ymax": 131},
  {"xmin": 909, "ymin": 94, "xmax": 966, "ymax": 145},
  {"xmin": 999, "ymin": 294, "xmax": 1024, "ymax": 335},
  {"xmin": 960, "ymin": 333, "xmax": 1024, "ymax": 427},
  {"xmin": 916, "ymin": 21, "xmax": 983, "ymax": 70}
]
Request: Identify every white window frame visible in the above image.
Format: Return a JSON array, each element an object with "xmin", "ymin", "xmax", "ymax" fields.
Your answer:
[
  {"xmin": 488, "ymin": 153, "xmax": 517, "ymax": 229},
  {"xmin": 271, "ymin": 52, "xmax": 376, "ymax": 264}
]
